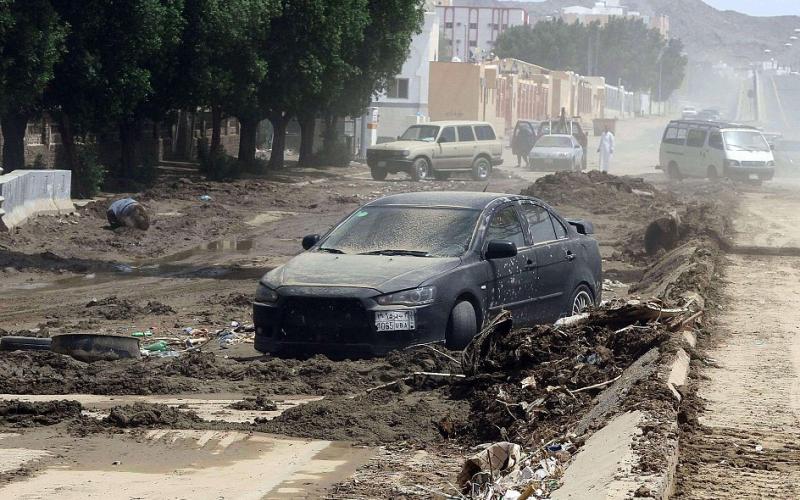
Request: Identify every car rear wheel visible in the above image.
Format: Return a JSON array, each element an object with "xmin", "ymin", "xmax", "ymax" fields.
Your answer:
[
  {"xmin": 445, "ymin": 301, "xmax": 478, "ymax": 350},
  {"xmin": 471, "ymin": 157, "xmax": 491, "ymax": 181},
  {"xmin": 370, "ymin": 168, "xmax": 387, "ymax": 181},
  {"xmin": 410, "ymin": 157, "xmax": 430, "ymax": 181},
  {"xmin": 667, "ymin": 162, "xmax": 682, "ymax": 182},
  {"xmin": 569, "ymin": 285, "xmax": 594, "ymax": 315},
  {"xmin": 707, "ymin": 165, "xmax": 719, "ymax": 181}
]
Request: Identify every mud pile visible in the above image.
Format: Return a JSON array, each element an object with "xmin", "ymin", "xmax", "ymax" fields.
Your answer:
[
  {"xmin": 105, "ymin": 402, "xmax": 204, "ymax": 428},
  {"xmin": 85, "ymin": 296, "xmax": 176, "ymax": 321},
  {"xmin": 521, "ymin": 171, "xmax": 676, "ymax": 216},
  {"xmin": 261, "ymin": 387, "xmax": 469, "ymax": 445},
  {"xmin": 0, "ymin": 399, "xmax": 82, "ymax": 427},
  {"xmin": 0, "ymin": 348, "xmax": 457, "ymax": 396}
]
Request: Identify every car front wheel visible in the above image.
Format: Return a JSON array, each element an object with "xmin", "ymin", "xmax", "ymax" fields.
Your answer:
[
  {"xmin": 410, "ymin": 157, "xmax": 429, "ymax": 181},
  {"xmin": 445, "ymin": 301, "xmax": 478, "ymax": 350},
  {"xmin": 370, "ymin": 168, "xmax": 387, "ymax": 181}
]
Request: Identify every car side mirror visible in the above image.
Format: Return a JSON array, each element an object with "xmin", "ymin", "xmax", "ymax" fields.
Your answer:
[
  {"xmin": 485, "ymin": 240, "xmax": 518, "ymax": 260},
  {"xmin": 302, "ymin": 234, "xmax": 321, "ymax": 250}
]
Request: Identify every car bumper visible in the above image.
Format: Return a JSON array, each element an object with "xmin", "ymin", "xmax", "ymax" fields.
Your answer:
[
  {"xmin": 724, "ymin": 166, "xmax": 775, "ymax": 180},
  {"xmin": 529, "ymin": 157, "xmax": 574, "ymax": 171},
  {"xmin": 366, "ymin": 158, "xmax": 413, "ymax": 170},
  {"xmin": 252, "ymin": 290, "xmax": 451, "ymax": 357}
]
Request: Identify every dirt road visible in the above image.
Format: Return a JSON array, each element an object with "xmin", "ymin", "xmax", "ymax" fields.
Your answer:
[{"xmin": 676, "ymin": 185, "xmax": 800, "ymax": 497}]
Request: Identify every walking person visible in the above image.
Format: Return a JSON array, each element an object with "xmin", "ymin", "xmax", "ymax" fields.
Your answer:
[
  {"xmin": 598, "ymin": 126, "xmax": 615, "ymax": 173},
  {"xmin": 511, "ymin": 122, "xmax": 534, "ymax": 168}
]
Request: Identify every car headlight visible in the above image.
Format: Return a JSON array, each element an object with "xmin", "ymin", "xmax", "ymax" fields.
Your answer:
[
  {"xmin": 726, "ymin": 159, "xmax": 740, "ymax": 167},
  {"xmin": 767, "ymin": 161, "xmax": 776, "ymax": 167},
  {"xmin": 255, "ymin": 283, "xmax": 278, "ymax": 303},
  {"xmin": 376, "ymin": 286, "xmax": 436, "ymax": 306}
]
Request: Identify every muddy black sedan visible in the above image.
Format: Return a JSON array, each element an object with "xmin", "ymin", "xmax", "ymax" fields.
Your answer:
[{"xmin": 253, "ymin": 192, "xmax": 601, "ymax": 356}]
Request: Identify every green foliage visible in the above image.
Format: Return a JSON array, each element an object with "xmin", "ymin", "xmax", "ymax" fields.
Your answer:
[
  {"xmin": 198, "ymin": 139, "xmax": 241, "ymax": 180},
  {"xmin": 494, "ymin": 18, "xmax": 688, "ymax": 99},
  {"xmin": 74, "ymin": 143, "xmax": 105, "ymax": 198},
  {"xmin": 312, "ymin": 141, "xmax": 353, "ymax": 168}
]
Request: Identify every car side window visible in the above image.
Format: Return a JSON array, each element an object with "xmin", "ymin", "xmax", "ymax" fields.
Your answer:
[
  {"xmin": 686, "ymin": 128, "xmax": 707, "ymax": 148},
  {"xmin": 552, "ymin": 215, "xmax": 568, "ymax": 239},
  {"xmin": 709, "ymin": 131, "xmax": 723, "ymax": 150},
  {"xmin": 475, "ymin": 125, "xmax": 496, "ymax": 140},
  {"xmin": 485, "ymin": 206, "xmax": 526, "ymax": 249},
  {"xmin": 521, "ymin": 204, "xmax": 557, "ymax": 244},
  {"xmin": 439, "ymin": 127, "xmax": 456, "ymax": 143},
  {"xmin": 663, "ymin": 127, "xmax": 678, "ymax": 144},
  {"xmin": 457, "ymin": 126, "xmax": 476, "ymax": 142},
  {"xmin": 676, "ymin": 128, "xmax": 688, "ymax": 142}
]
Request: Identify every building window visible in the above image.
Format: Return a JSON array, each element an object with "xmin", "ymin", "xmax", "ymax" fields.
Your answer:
[
  {"xmin": 386, "ymin": 78, "xmax": 410, "ymax": 99},
  {"xmin": 468, "ymin": 40, "xmax": 477, "ymax": 47},
  {"xmin": 444, "ymin": 22, "xmax": 453, "ymax": 29},
  {"xmin": 469, "ymin": 22, "xmax": 478, "ymax": 29}
]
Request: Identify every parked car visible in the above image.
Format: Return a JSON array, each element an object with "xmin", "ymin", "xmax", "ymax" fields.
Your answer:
[
  {"xmin": 658, "ymin": 120, "xmax": 775, "ymax": 182},
  {"xmin": 696, "ymin": 108, "xmax": 721, "ymax": 121},
  {"xmin": 772, "ymin": 139, "xmax": 800, "ymax": 172},
  {"xmin": 253, "ymin": 192, "xmax": 602, "ymax": 356},
  {"xmin": 681, "ymin": 106, "xmax": 698, "ymax": 119},
  {"xmin": 537, "ymin": 119, "xmax": 588, "ymax": 169},
  {"xmin": 366, "ymin": 121, "xmax": 503, "ymax": 182},
  {"xmin": 528, "ymin": 134, "xmax": 584, "ymax": 171}
]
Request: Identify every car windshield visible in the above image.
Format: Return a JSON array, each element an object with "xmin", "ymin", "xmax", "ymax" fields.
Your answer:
[
  {"xmin": 400, "ymin": 125, "xmax": 440, "ymax": 142},
  {"xmin": 723, "ymin": 131, "xmax": 770, "ymax": 152},
  {"xmin": 535, "ymin": 136, "xmax": 572, "ymax": 148},
  {"xmin": 318, "ymin": 206, "xmax": 481, "ymax": 257}
]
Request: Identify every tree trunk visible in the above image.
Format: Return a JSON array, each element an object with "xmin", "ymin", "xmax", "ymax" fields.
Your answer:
[
  {"xmin": 119, "ymin": 120, "xmax": 137, "ymax": 179},
  {"xmin": 238, "ymin": 117, "xmax": 258, "ymax": 165},
  {"xmin": 56, "ymin": 113, "xmax": 84, "ymax": 195},
  {"xmin": 1, "ymin": 111, "xmax": 29, "ymax": 172},
  {"xmin": 322, "ymin": 114, "xmax": 339, "ymax": 150},
  {"xmin": 267, "ymin": 113, "xmax": 290, "ymax": 170},
  {"xmin": 297, "ymin": 115, "xmax": 316, "ymax": 167},
  {"xmin": 210, "ymin": 106, "xmax": 222, "ymax": 155}
]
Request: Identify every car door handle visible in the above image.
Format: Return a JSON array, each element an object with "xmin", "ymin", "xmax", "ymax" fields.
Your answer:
[
  {"xmin": 524, "ymin": 259, "xmax": 535, "ymax": 270},
  {"xmin": 565, "ymin": 250, "xmax": 575, "ymax": 261}
]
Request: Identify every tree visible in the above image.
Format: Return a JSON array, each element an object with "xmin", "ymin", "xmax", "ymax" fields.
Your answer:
[
  {"xmin": 0, "ymin": 1, "xmax": 66, "ymax": 172},
  {"xmin": 48, "ymin": 0, "xmax": 184, "ymax": 182},
  {"xmin": 494, "ymin": 18, "xmax": 688, "ymax": 98},
  {"xmin": 658, "ymin": 38, "xmax": 688, "ymax": 100}
]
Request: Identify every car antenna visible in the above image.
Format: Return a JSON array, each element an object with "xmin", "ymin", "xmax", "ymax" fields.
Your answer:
[{"xmin": 483, "ymin": 183, "xmax": 490, "ymax": 192}]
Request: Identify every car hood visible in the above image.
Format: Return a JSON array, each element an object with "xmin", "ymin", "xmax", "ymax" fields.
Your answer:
[
  {"xmin": 262, "ymin": 253, "xmax": 462, "ymax": 294},
  {"xmin": 725, "ymin": 150, "xmax": 774, "ymax": 162},
  {"xmin": 368, "ymin": 140, "xmax": 432, "ymax": 151}
]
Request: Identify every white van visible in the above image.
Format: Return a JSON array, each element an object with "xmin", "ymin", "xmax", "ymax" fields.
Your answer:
[{"xmin": 659, "ymin": 120, "xmax": 775, "ymax": 182}]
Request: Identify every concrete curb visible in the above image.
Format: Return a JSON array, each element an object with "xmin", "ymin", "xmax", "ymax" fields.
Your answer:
[
  {"xmin": 552, "ymin": 325, "xmax": 699, "ymax": 499},
  {"xmin": 0, "ymin": 170, "xmax": 74, "ymax": 230}
]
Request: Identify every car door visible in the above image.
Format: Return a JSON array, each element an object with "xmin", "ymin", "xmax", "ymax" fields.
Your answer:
[
  {"xmin": 685, "ymin": 126, "xmax": 707, "ymax": 177},
  {"xmin": 520, "ymin": 202, "xmax": 574, "ymax": 323},
  {"xmin": 435, "ymin": 126, "xmax": 459, "ymax": 170},
  {"xmin": 482, "ymin": 204, "xmax": 534, "ymax": 322},
  {"xmin": 457, "ymin": 125, "xmax": 478, "ymax": 168},
  {"xmin": 707, "ymin": 129, "xmax": 725, "ymax": 176}
]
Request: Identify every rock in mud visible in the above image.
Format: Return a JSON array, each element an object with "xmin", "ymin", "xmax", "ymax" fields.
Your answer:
[
  {"xmin": 228, "ymin": 394, "xmax": 277, "ymax": 411},
  {"xmin": 0, "ymin": 399, "xmax": 82, "ymax": 427},
  {"xmin": 105, "ymin": 402, "xmax": 203, "ymax": 428}
]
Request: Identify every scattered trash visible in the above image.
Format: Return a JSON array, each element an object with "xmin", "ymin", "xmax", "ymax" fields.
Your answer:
[
  {"xmin": 112, "ymin": 460, "xmax": 121, "ymax": 466},
  {"xmin": 143, "ymin": 340, "xmax": 168, "ymax": 352},
  {"xmin": 131, "ymin": 331, "xmax": 153, "ymax": 338},
  {"xmin": 755, "ymin": 444, "xmax": 763, "ymax": 453},
  {"xmin": 199, "ymin": 194, "xmax": 212, "ymax": 202}
]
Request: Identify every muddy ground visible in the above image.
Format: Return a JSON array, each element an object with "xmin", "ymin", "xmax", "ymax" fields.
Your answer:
[{"xmin": 0, "ymin": 156, "xmax": 743, "ymax": 497}]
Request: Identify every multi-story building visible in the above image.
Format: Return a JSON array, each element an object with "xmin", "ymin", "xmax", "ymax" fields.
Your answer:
[
  {"xmin": 434, "ymin": 2, "xmax": 528, "ymax": 62},
  {"xmin": 371, "ymin": 9, "xmax": 440, "ymax": 142},
  {"xmin": 560, "ymin": 1, "xmax": 670, "ymax": 38}
]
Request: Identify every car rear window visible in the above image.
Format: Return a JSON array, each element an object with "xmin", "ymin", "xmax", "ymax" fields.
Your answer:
[
  {"xmin": 475, "ymin": 125, "xmax": 496, "ymax": 140},
  {"xmin": 535, "ymin": 136, "xmax": 572, "ymax": 148},
  {"xmin": 457, "ymin": 126, "xmax": 476, "ymax": 142}
]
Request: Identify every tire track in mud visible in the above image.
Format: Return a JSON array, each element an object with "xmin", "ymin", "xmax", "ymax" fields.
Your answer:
[{"xmin": 676, "ymin": 240, "xmax": 800, "ymax": 494}]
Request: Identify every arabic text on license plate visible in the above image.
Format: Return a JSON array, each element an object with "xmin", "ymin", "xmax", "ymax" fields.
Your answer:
[
  {"xmin": 375, "ymin": 310, "xmax": 416, "ymax": 332},
  {"xmin": 378, "ymin": 161, "xmax": 387, "ymax": 167},
  {"xmin": 749, "ymin": 173, "xmax": 759, "ymax": 180}
]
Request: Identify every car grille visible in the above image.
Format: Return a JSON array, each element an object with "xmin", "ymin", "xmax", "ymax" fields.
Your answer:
[
  {"xmin": 741, "ymin": 161, "xmax": 767, "ymax": 167},
  {"xmin": 367, "ymin": 150, "xmax": 403, "ymax": 161},
  {"xmin": 279, "ymin": 297, "xmax": 373, "ymax": 343}
]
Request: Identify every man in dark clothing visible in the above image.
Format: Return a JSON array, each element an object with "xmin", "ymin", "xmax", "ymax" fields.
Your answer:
[
  {"xmin": 511, "ymin": 123, "xmax": 534, "ymax": 168},
  {"xmin": 107, "ymin": 198, "xmax": 150, "ymax": 230}
]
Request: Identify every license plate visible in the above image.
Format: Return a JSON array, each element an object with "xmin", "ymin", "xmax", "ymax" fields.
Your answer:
[
  {"xmin": 378, "ymin": 161, "xmax": 387, "ymax": 167},
  {"xmin": 749, "ymin": 174, "xmax": 759, "ymax": 180},
  {"xmin": 375, "ymin": 310, "xmax": 416, "ymax": 332}
]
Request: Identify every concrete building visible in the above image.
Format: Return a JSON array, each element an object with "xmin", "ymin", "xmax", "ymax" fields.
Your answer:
[
  {"xmin": 434, "ymin": 2, "xmax": 528, "ymax": 62},
  {"xmin": 560, "ymin": 1, "xmax": 670, "ymax": 37},
  {"xmin": 372, "ymin": 10, "xmax": 439, "ymax": 142}
]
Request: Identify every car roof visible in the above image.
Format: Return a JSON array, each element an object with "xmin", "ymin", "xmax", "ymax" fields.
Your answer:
[
  {"xmin": 423, "ymin": 121, "xmax": 494, "ymax": 128},
  {"xmin": 366, "ymin": 191, "xmax": 533, "ymax": 210},
  {"xmin": 668, "ymin": 119, "xmax": 758, "ymax": 130}
]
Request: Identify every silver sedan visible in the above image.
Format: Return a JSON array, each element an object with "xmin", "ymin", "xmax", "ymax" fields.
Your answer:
[{"xmin": 528, "ymin": 134, "xmax": 584, "ymax": 172}]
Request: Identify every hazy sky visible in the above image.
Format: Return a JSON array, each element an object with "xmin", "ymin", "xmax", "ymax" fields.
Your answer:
[{"xmin": 701, "ymin": 1, "xmax": 800, "ymax": 16}]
